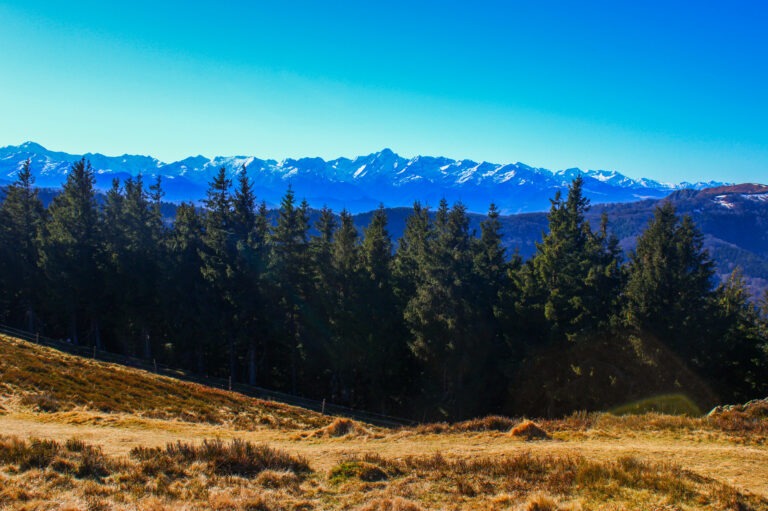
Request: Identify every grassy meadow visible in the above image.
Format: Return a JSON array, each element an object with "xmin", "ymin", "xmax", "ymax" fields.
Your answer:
[{"xmin": 1, "ymin": 333, "xmax": 767, "ymax": 510}]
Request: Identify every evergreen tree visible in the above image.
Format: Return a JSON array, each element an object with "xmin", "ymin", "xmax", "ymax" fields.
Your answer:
[
  {"xmin": 327, "ymin": 209, "xmax": 363, "ymax": 403},
  {"xmin": 697, "ymin": 269, "xmax": 767, "ymax": 400},
  {"xmin": 269, "ymin": 186, "xmax": 311, "ymax": 393},
  {"xmin": 469, "ymin": 203, "xmax": 514, "ymax": 411},
  {"xmin": 624, "ymin": 202, "xmax": 715, "ymax": 359},
  {"xmin": 230, "ymin": 165, "xmax": 265, "ymax": 385},
  {"xmin": 0, "ymin": 159, "xmax": 45, "ymax": 329},
  {"xmin": 393, "ymin": 202, "xmax": 432, "ymax": 304},
  {"xmin": 166, "ymin": 203, "xmax": 210, "ymax": 372},
  {"xmin": 359, "ymin": 205, "xmax": 411, "ymax": 411},
  {"xmin": 306, "ymin": 206, "xmax": 337, "ymax": 394},
  {"xmin": 405, "ymin": 200, "xmax": 478, "ymax": 418},
  {"xmin": 528, "ymin": 177, "xmax": 622, "ymax": 341},
  {"xmin": 38, "ymin": 158, "xmax": 103, "ymax": 345},
  {"xmin": 199, "ymin": 166, "xmax": 236, "ymax": 377}
]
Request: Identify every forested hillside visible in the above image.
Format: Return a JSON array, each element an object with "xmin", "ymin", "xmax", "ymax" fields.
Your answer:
[{"xmin": 1, "ymin": 159, "xmax": 766, "ymax": 420}]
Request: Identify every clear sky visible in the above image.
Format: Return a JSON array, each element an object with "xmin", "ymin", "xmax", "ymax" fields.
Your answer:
[{"xmin": 1, "ymin": 1, "xmax": 766, "ymax": 183}]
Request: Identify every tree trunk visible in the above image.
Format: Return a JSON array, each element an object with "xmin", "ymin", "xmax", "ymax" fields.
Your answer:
[
  {"xmin": 248, "ymin": 341, "xmax": 257, "ymax": 386},
  {"xmin": 142, "ymin": 326, "xmax": 151, "ymax": 359}
]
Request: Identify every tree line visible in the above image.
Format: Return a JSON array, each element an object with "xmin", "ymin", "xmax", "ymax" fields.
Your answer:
[{"xmin": 1, "ymin": 158, "xmax": 766, "ymax": 419}]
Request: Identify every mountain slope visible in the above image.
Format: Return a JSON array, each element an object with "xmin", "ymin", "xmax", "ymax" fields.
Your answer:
[{"xmin": 0, "ymin": 142, "xmax": 724, "ymax": 213}]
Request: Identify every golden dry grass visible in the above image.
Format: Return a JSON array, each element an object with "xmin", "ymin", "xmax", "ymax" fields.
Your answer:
[{"xmin": 1, "ymin": 333, "xmax": 767, "ymax": 510}]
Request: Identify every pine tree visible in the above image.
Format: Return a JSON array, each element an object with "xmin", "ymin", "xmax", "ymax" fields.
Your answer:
[
  {"xmin": 327, "ymin": 209, "xmax": 362, "ymax": 403},
  {"xmin": 166, "ymin": 202, "xmax": 210, "ymax": 372},
  {"xmin": 39, "ymin": 158, "xmax": 103, "ymax": 345},
  {"xmin": 404, "ymin": 200, "xmax": 477, "ymax": 418},
  {"xmin": 528, "ymin": 177, "xmax": 622, "ymax": 341},
  {"xmin": 704, "ymin": 269, "xmax": 768, "ymax": 400},
  {"xmin": 393, "ymin": 202, "xmax": 432, "ymax": 304},
  {"xmin": 0, "ymin": 159, "xmax": 45, "ymax": 330},
  {"xmin": 230, "ymin": 165, "xmax": 264, "ymax": 385},
  {"xmin": 199, "ymin": 166, "xmax": 237, "ymax": 378},
  {"xmin": 624, "ymin": 202, "xmax": 715, "ymax": 360},
  {"xmin": 468, "ymin": 203, "xmax": 514, "ymax": 411},
  {"xmin": 269, "ymin": 186, "xmax": 311, "ymax": 394},
  {"xmin": 359, "ymin": 205, "xmax": 411, "ymax": 411}
]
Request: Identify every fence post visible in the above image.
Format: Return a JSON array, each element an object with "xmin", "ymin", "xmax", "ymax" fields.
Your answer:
[
  {"xmin": 228, "ymin": 376, "xmax": 232, "ymax": 391},
  {"xmin": 322, "ymin": 398, "xmax": 326, "ymax": 415},
  {"xmin": 153, "ymin": 358, "xmax": 158, "ymax": 373},
  {"xmin": 93, "ymin": 346, "xmax": 97, "ymax": 359}
]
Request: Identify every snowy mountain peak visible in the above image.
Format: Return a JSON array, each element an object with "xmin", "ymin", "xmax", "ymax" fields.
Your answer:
[{"xmin": 0, "ymin": 142, "xmax": 731, "ymax": 214}]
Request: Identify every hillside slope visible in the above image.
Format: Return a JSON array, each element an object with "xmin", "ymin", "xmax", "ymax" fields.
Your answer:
[{"xmin": 0, "ymin": 333, "xmax": 329, "ymax": 430}]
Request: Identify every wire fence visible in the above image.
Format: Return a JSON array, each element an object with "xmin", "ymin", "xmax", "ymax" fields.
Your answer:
[{"xmin": 0, "ymin": 323, "xmax": 417, "ymax": 428}]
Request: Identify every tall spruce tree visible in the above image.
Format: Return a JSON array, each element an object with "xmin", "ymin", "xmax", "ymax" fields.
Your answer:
[
  {"xmin": 624, "ymin": 202, "xmax": 715, "ymax": 359},
  {"xmin": 166, "ymin": 203, "xmax": 210, "ymax": 372},
  {"xmin": 327, "ymin": 209, "xmax": 363, "ymax": 404},
  {"xmin": 199, "ymin": 166, "xmax": 237, "ymax": 378},
  {"xmin": 704, "ymin": 270, "xmax": 768, "ymax": 400},
  {"xmin": 359, "ymin": 206, "xmax": 411, "ymax": 411},
  {"xmin": 0, "ymin": 159, "xmax": 45, "ymax": 330},
  {"xmin": 269, "ymin": 186, "xmax": 311, "ymax": 394},
  {"xmin": 39, "ymin": 158, "xmax": 103, "ymax": 345},
  {"xmin": 528, "ymin": 177, "xmax": 622, "ymax": 342},
  {"xmin": 405, "ymin": 200, "xmax": 479, "ymax": 418},
  {"xmin": 230, "ymin": 165, "xmax": 264, "ymax": 385}
]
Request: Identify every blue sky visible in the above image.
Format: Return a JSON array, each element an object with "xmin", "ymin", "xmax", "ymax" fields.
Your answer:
[{"xmin": 1, "ymin": 1, "xmax": 766, "ymax": 183}]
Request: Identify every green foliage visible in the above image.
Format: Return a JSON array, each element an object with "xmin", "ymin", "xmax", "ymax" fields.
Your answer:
[
  {"xmin": 527, "ymin": 176, "xmax": 622, "ymax": 341},
  {"xmin": 2, "ymin": 163, "xmax": 766, "ymax": 420},
  {"xmin": 38, "ymin": 158, "xmax": 103, "ymax": 346},
  {"xmin": 624, "ymin": 202, "xmax": 716, "ymax": 359},
  {"xmin": 0, "ymin": 159, "xmax": 44, "ymax": 329}
]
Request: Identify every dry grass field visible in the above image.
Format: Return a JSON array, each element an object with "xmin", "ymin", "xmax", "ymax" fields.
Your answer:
[{"xmin": 1, "ymin": 333, "xmax": 767, "ymax": 510}]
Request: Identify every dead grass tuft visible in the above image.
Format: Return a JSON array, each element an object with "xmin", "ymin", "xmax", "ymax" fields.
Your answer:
[
  {"xmin": 510, "ymin": 420, "xmax": 551, "ymax": 440},
  {"xmin": 453, "ymin": 415, "xmax": 516, "ymax": 432},
  {"xmin": 521, "ymin": 493, "xmax": 561, "ymax": 511},
  {"xmin": 255, "ymin": 469, "xmax": 302, "ymax": 490},
  {"xmin": 130, "ymin": 438, "xmax": 311, "ymax": 477},
  {"xmin": 358, "ymin": 497, "xmax": 426, "ymax": 511},
  {"xmin": 329, "ymin": 461, "xmax": 388, "ymax": 483},
  {"xmin": 306, "ymin": 417, "xmax": 374, "ymax": 438},
  {"xmin": 20, "ymin": 391, "xmax": 62, "ymax": 413}
]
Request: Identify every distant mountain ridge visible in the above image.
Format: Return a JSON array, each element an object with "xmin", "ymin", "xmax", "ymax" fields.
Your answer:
[{"xmin": 0, "ymin": 141, "xmax": 726, "ymax": 214}]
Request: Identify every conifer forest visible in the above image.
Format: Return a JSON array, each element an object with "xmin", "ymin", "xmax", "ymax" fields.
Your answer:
[{"xmin": 1, "ymin": 159, "xmax": 766, "ymax": 420}]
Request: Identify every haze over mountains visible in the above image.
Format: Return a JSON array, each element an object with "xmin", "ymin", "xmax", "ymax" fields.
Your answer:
[{"xmin": 0, "ymin": 142, "xmax": 725, "ymax": 214}]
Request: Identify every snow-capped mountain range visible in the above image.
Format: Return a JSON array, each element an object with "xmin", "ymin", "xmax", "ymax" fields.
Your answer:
[{"xmin": 0, "ymin": 142, "xmax": 726, "ymax": 214}]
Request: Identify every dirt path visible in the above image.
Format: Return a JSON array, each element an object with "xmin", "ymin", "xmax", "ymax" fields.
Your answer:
[{"xmin": 2, "ymin": 412, "xmax": 766, "ymax": 499}]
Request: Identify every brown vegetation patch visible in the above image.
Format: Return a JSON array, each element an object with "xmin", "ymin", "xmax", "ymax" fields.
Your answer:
[
  {"xmin": 452, "ymin": 415, "xmax": 516, "ymax": 432},
  {"xmin": 305, "ymin": 417, "xmax": 375, "ymax": 439},
  {"xmin": 331, "ymin": 451, "xmax": 767, "ymax": 510},
  {"xmin": 129, "ymin": 438, "xmax": 311, "ymax": 477},
  {"xmin": 358, "ymin": 497, "xmax": 426, "ymax": 511},
  {"xmin": 522, "ymin": 493, "xmax": 562, "ymax": 511},
  {"xmin": 510, "ymin": 420, "xmax": 551, "ymax": 440}
]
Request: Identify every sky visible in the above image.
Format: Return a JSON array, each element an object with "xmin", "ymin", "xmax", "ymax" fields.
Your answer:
[{"xmin": 0, "ymin": 1, "xmax": 766, "ymax": 183}]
